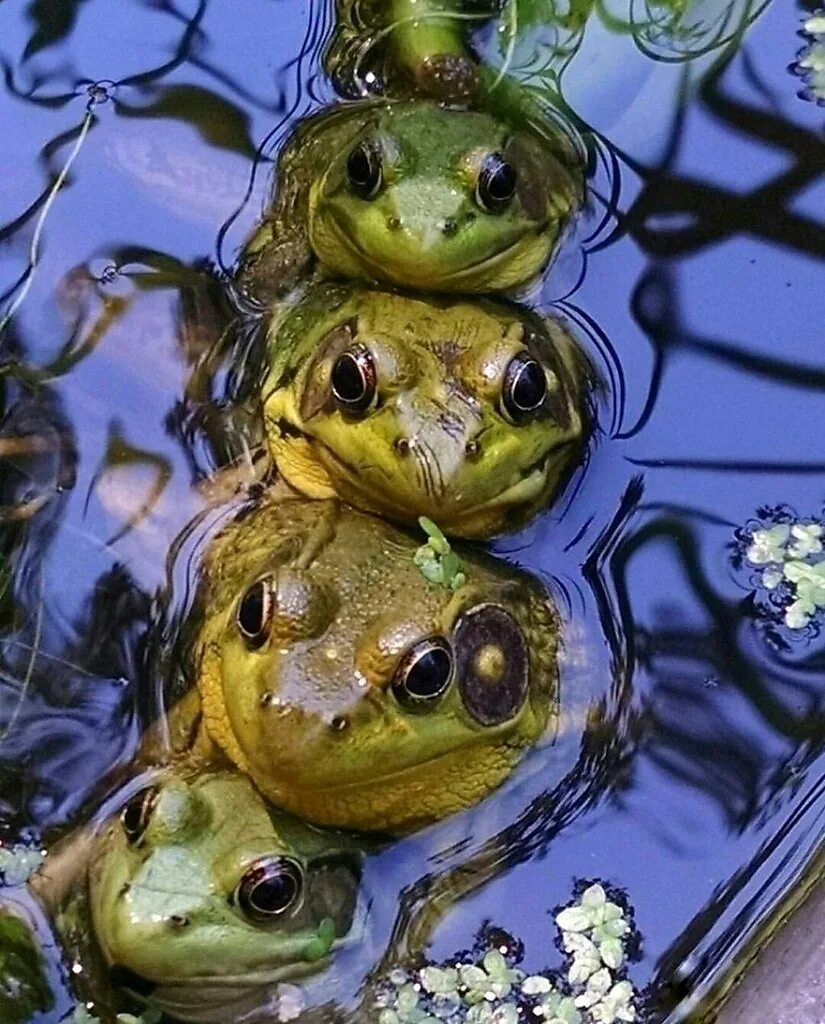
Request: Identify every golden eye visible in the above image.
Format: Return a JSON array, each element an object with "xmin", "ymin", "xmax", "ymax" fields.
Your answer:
[
  {"xmin": 236, "ymin": 578, "xmax": 273, "ymax": 648},
  {"xmin": 475, "ymin": 152, "xmax": 517, "ymax": 212},
  {"xmin": 346, "ymin": 141, "xmax": 383, "ymax": 200},
  {"xmin": 331, "ymin": 346, "xmax": 377, "ymax": 414},
  {"xmin": 392, "ymin": 637, "xmax": 454, "ymax": 711},
  {"xmin": 501, "ymin": 352, "xmax": 547, "ymax": 423},
  {"xmin": 120, "ymin": 787, "xmax": 160, "ymax": 846},
  {"xmin": 234, "ymin": 857, "xmax": 304, "ymax": 923}
]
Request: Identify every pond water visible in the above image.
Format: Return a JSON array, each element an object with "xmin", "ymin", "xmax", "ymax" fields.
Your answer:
[{"xmin": 0, "ymin": 1, "xmax": 823, "ymax": 1022}]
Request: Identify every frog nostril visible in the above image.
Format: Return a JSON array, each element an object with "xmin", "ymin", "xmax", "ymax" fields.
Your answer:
[
  {"xmin": 168, "ymin": 914, "xmax": 190, "ymax": 929},
  {"xmin": 442, "ymin": 217, "xmax": 459, "ymax": 237},
  {"xmin": 394, "ymin": 437, "xmax": 411, "ymax": 456},
  {"xmin": 465, "ymin": 439, "xmax": 480, "ymax": 459},
  {"xmin": 330, "ymin": 715, "xmax": 349, "ymax": 733},
  {"xmin": 387, "ymin": 215, "xmax": 402, "ymax": 231}
]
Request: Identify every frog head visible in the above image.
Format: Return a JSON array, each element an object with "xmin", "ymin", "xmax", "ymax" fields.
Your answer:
[
  {"xmin": 193, "ymin": 500, "xmax": 559, "ymax": 833},
  {"xmin": 263, "ymin": 285, "xmax": 590, "ymax": 539},
  {"xmin": 308, "ymin": 101, "xmax": 581, "ymax": 292},
  {"xmin": 88, "ymin": 770, "xmax": 360, "ymax": 1014}
]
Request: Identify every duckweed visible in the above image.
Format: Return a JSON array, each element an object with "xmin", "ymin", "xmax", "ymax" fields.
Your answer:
[
  {"xmin": 415, "ymin": 518, "xmax": 467, "ymax": 590},
  {"xmin": 739, "ymin": 512, "xmax": 825, "ymax": 630},
  {"xmin": 794, "ymin": 11, "xmax": 825, "ymax": 102},
  {"xmin": 374, "ymin": 882, "xmax": 639, "ymax": 1024}
]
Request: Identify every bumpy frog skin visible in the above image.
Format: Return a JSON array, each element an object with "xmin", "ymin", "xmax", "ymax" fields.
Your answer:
[
  {"xmin": 237, "ymin": 100, "xmax": 582, "ymax": 300},
  {"xmin": 189, "ymin": 498, "xmax": 558, "ymax": 833},
  {"xmin": 87, "ymin": 770, "xmax": 360, "ymax": 1020},
  {"xmin": 262, "ymin": 282, "xmax": 590, "ymax": 539}
]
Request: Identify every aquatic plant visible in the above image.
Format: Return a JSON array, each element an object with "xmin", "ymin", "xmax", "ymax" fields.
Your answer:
[
  {"xmin": 374, "ymin": 882, "xmax": 640, "ymax": 1024},
  {"xmin": 793, "ymin": 10, "xmax": 825, "ymax": 104},
  {"xmin": 734, "ymin": 509, "xmax": 825, "ymax": 631},
  {"xmin": 415, "ymin": 517, "xmax": 467, "ymax": 590}
]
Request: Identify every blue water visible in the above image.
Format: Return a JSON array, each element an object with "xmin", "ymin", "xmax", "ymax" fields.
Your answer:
[{"xmin": 0, "ymin": 1, "xmax": 822, "ymax": 1021}]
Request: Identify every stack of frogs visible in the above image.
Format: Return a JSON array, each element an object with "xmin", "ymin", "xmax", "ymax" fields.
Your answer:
[{"xmin": 9, "ymin": 7, "xmax": 597, "ymax": 1024}]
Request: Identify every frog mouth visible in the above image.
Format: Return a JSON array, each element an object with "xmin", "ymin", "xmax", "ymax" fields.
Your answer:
[
  {"xmin": 320, "ymin": 211, "xmax": 546, "ymax": 289},
  {"xmin": 109, "ymin": 940, "xmax": 337, "ymax": 990},
  {"xmin": 274, "ymin": 415, "xmax": 578, "ymax": 529},
  {"xmin": 313, "ymin": 430, "xmax": 579, "ymax": 518}
]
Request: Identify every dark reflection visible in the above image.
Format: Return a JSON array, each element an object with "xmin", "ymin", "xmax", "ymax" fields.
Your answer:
[
  {"xmin": 0, "ymin": 352, "xmax": 75, "ymax": 631},
  {"xmin": 0, "ymin": 557, "xmax": 147, "ymax": 834},
  {"xmin": 113, "ymin": 84, "xmax": 257, "ymax": 158},
  {"xmin": 621, "ymin": 59, "xmax": 825, "ymax": 259},
  {"xmin": 0, "ymin": 362, "xmax": 140, "ymax": 836},
  {"xmin": 167, "ymin": 263, "xmax": 267, "ymax": 477},
  {"xmin": 21, "ymin": 0, "xmax": 92, "ymax": 60},
  {"xmin": 620, "ymin": 265, "xmax": 825, "ymax": 441}
]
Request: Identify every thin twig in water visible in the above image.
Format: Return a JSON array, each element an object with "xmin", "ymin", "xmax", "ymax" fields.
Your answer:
[
  {"xmin": 0, "ymin": 108, "xmax": 95, "ymax": 338},
  {"xmin": 0, "ymin": 570, "xmax": 44, "ymax": 749}
]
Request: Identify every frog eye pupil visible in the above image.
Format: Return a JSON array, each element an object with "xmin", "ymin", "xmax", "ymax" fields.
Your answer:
[
  {"xmin": 346, "ymin": 142, "xmax": 382, "ymax": 199},
  {"xmin": 121, "ymin": 787, "xmax": 159, "ymax": 845},
  {"xmin": 331, "ymin": 348, "xmax": 376, "ymax": 413},
  {"xmin": 235, "ymin": 858, "xmax": 303, "ymax": 923},
  {"xmin": 502, "ymin": 353, "xmax": 546, "ymax": 421},
  {"xmin": 476, "ymin": 153, "xmax": 517, "ymax": 212},
  {"xmin": 237, "ymin": 579, "xmax": 272, "ymax": 648},
  {"xmin": 392, "ymin": 638, "xmax": 453, "ymax": 710}
]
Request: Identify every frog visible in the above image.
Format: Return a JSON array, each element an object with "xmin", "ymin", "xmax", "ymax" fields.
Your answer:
[
  {"xmin": 29, "ymin": 768, "xmax": 362, "ymax": 1024},
  {"xmin": 163, "ymin": 495, "xmax": 559, "ymax": 834},
  {"xmin": 260, "ymin": 281, "xmax": 591, "ymax": 539},
  {"xmin": 235, "ymin": 99, "xmax": 583, "ymax": 303}
]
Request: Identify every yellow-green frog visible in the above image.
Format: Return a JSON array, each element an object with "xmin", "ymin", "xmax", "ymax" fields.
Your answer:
[
  {"xmin": 34, "ymin": 769, "xmax": 361, "ymax": 1024},
  {"xmin": 173, "ymin": 496, "xmax": 558, "ymax": 834},
  {"xmin": 261, "ymin": 281, "xmax": 591, "ymax": 539},
  {"xmin": 236, "ymin": 100, "xmax": 582, "ymax": 302}
]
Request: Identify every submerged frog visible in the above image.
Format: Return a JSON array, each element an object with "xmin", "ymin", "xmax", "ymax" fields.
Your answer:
[
  {"xmin": 236, "ymin": 100, "xmax": 582, "ymax": 302},
  {"xmin": 166, "ymin": 497, "xmax": 558, "ymax": 834},
  {"xmin": 32, "ymin": 769, "xmax": 361, "ymax": 1024},
  {"xmin": 261, "ymin": 282, "xmax": 591, "ymax": 539}
]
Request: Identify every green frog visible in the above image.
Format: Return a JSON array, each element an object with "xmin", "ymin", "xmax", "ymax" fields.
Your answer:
[
  {"xmin": 236, "ymin": 100, "xmax": 582, "ymax": 302},
  {"xmin": 166, "ymin": 496, "xmax": 558, "ymax": 834},
  {"xmin": 30, "ymin": 768, "xmax": 362, "ymax": 1024},
  {"xmin": 261, "ymin": 281, "xmax": 591, "ymax": 539}
]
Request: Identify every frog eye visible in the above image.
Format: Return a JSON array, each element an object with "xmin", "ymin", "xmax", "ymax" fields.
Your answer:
[
  {"xmin": 236, "ymin": 578, "xmax": 273, "ymax": 648},
  {"xmin": 121, "ymin": 787, "xmax": 160, "ymax": 845},
  {"xmin": 475, "ymin": 152, "xmax": 517, "ymax": 213},
  {"xmin": 331, "ymin": 346, "xmax": 377, "ymax": 414},
  {"xmin": 501, "ymin": 352, "xmax": 547, "ymax": 423},
  {"xmin": 346, "ymin": 141, "xmax": 383, "ymax": 200},
  {"xmin": 454, "ymin": 605, "xmax": 529, "ymax": 726},
  {"xmin": 392, "ymin": 637, "xmax": 454, "ymax": 711},
  {"xmin": 234, "ymin": 857, "xmax": 304, "ymax": 923}
]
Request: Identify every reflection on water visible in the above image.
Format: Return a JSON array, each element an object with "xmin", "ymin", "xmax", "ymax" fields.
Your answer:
[{"xmin": 0, "ymin": 0, "xmax": 823, "ymax": 1022}]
